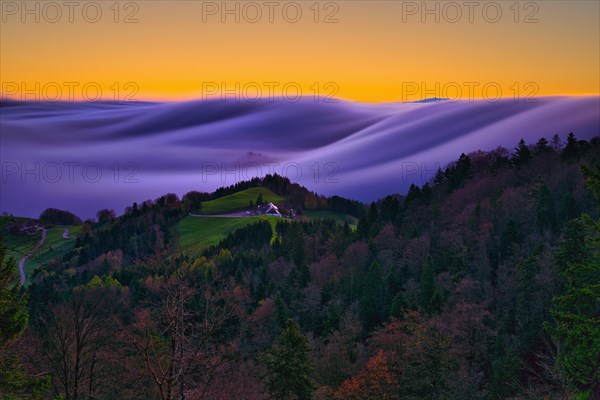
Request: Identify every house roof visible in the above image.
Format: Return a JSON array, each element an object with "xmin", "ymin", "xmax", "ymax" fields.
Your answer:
[
  {"xmin": 258, "ymin": 202, "xmax": 281, "ymax": 215},
  {"xmin": 264, "ymin": 202, "xmax": 279, "ymax": 214}
]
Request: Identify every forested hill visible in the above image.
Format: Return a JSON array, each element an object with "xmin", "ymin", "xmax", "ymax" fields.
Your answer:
[{"xmin": 1, "ymin": 133, "xmax": 599, "ymax": 399}]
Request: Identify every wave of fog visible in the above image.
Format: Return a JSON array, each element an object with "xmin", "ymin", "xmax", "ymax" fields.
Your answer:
[{"xmin": 1, "ymin": 96, "xmax": 598, "ymax": 218}]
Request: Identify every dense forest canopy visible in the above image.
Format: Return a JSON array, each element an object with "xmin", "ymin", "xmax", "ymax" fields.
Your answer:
[{"xmin": 1, "ymin": 133, "xmax": 599, "ymax": 400}]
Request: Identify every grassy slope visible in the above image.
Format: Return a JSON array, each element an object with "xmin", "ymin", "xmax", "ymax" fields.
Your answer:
[
  {"xmin": 0, "ymin": 217, "xmax": 81, "ymax": 283},
  {"xmin": 200, "ymin": 187, "xmax": 285, "ymax": 214},
  {"xmin": 177, "ymin": 215, "xmax": 281, "ymax": 256},
  {"xmin": 25, "ymin": 226, "xmax": 82, "ymax": 277}
]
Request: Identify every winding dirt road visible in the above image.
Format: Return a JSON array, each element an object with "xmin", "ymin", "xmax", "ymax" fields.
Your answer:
[{"xmin": 18, "ymin": 228, "xmax": 73, "ymax": 285}]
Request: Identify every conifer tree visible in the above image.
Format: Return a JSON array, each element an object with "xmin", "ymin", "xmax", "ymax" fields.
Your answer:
[
  {"xmin": 513, "ymin": 139, "xmax": 532, "ymax": 167},
  {"xmin": 264, "ymin": 319, "xmax": 315, "ymax": 400},
  {"xmin": 420, "ymin": 256, "xmax": 436, "ymax": 314},
  {"xmin": 562, "ymin": 132, "xmax": 579, "ymax": 160},
  {"xmin": 361, "ymin": 261, "xmax": 384, "ymax": 331},
  {"xmin": 547, "ymin": 163, "xmax": 600, "ymax": 398}
]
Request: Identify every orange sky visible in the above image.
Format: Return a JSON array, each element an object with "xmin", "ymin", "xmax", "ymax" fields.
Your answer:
[{"xmin": 1, "ymin": 0, "xmax": 598, "ymax": 102}]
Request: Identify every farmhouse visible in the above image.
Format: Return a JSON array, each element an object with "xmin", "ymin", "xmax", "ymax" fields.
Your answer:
[{"xmin": 256, "ymin": 202, "xmax": 282, "ymax": 217}]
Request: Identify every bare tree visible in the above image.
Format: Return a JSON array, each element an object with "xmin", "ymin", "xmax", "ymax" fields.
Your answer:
[
  {"xmin": 127, "ymin": 258, "xmax": 235, "ymax": 400},
  {"xmin": 511, "ymin": 336, "xmax": 572, "ymax": 400},
  {"xmin": 38, "ymin": 287, "xmax": 120, "ymax": 400}
]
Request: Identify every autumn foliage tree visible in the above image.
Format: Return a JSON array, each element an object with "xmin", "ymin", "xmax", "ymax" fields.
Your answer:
[{"xmin": 333, "ymin": 350, "xmax": 400, "ymax": 400}]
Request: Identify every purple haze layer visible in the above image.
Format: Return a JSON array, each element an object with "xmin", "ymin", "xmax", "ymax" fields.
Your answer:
[{"xmin": 1, "ymin": 96, "xmax": 599, "ymax": 219}]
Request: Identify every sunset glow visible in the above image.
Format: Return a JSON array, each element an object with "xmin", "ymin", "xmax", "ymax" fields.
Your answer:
[{"xmin": 1, "ymin": 1, "xmax": 599, "ymax": 102}]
